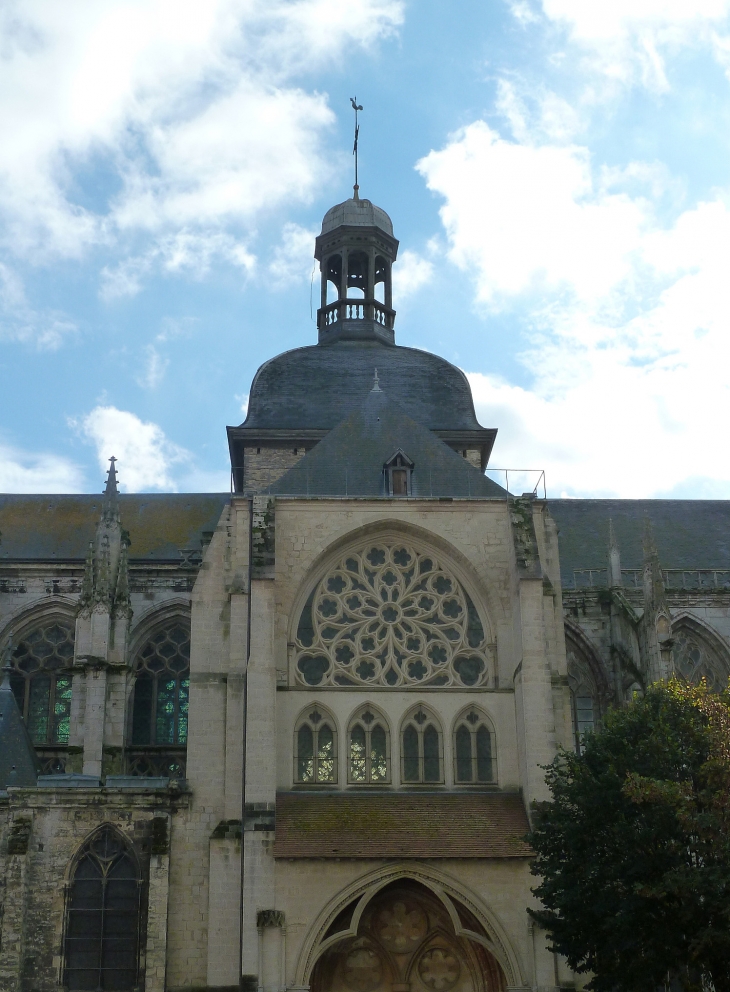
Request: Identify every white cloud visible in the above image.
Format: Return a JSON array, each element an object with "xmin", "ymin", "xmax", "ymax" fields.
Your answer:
[
  {"xmin": 100, "ymin": 230, "xmax": 256, "ymax": 300},
  {"xmin": 0, "ymin": 262, "xmax": 77, "ymax": 349},
  {"xmin": 417, "ymin": 121, "xmax": 647, "ymax": 306},
  {"xmin": 392, "ymin": 249, "xmax": 433, "ymax": 301},
  {"xmin": 75, "ymin": 405, "xmax": 189, "ymax": 492},
  {"xmin": 533, "ymin": 0, "xmax": 730, "ymax": 90},
  {"xmin": 136, "ymin": 345, "xmax": 169, "ymax": 389},
  {"xmin": 422, "ymin": 121, "xmax": 730, "ymax": 498},
  {"xmin": 268, "ymin": 223, "xmax": 317, "ymax": 286},
  {"xmin": 0, "ymin": 443, "xmax": 84, "ymax": 494},
  {"xmin": 0, "ymin": 0, "xmax": 403, "ymax": 265}
]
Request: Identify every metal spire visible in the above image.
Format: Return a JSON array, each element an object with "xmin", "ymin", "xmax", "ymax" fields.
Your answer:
[
  {"xmin": 371, "ymin": 368, "xmax": 381, "ymax": 392},
  {"xmin": 350, "ymin": 97, "xmax": 363, "ymax": 199}
]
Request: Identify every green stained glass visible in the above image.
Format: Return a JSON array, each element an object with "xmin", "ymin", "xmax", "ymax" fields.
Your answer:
[
  {"xmin": 317, "ymin": 724, "xmax": 335, "ymax": 782},
  {"xmin": 28, "ymin": 675, "xmax": 51, "ymax": 743},
  {"xmin": 350, "ymin": 724, "xmax": 366, "ymax": 782},
  {"xmin": 53, "ymin": 675, "xmax": 73, "ymax": 744},
  {"xmin": 155, "ymin": 679, "xmax": 177, "ymax": 745},
  {"xmin": 177, "ymin": 679, "xmax": 189, "ymax": 744}
]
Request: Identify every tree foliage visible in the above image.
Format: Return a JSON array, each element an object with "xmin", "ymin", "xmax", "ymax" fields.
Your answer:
[{"xmin": 528, "ymin": 678, "xmax": 730, "ymax": 992}]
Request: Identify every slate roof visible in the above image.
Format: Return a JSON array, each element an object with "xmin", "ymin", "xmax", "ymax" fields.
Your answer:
[
  {"xmin": 549, "ymin": 499, "xmax": 730, "ymax": 587},
  {"xmin": 0, "ymin": 493, "xmax": 229, "ymax": 562},
  {"xmin": 267, "ymin": 387, "xmax": 506, "ymax": 499},
  {"xmin": 0, "ymin": 669, "xmax": 38, "ymax": 790},
  {"xmin": 273, "ymin": 792, "xmax": 532, "ymax": 859},
  {"xmin": 239, "ymin": 339, "xmax": 488, "ymax": 432}
]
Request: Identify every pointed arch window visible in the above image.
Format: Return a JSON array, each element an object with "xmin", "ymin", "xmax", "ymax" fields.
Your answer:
[
  {"xmin": 454, "ymin": 709, "xmax": 495, "ymax": 784},
  {"xmin": 401, "ymin": 707, "xmax": 443, "ymax": 784},
  {"xmin": 348, "ymin": 706, "xmax": 390, "ymax": 784},
  {"xmin": 9, "ymin": 621, "xmax": 74, "ymax": 747},
  {"xmin": 294, "ymin": 707, "xmax": 337, "ymax": 784},
  {"xmin": 673, "ymin": 623, "xmax": 730, "ymax": 691},
  {"xmin": 63, "ymin": 826, "xmax": 142, "ymax": 991},
  {"xmin": 128, "ymin": 621, "xmax": 189, "ymax": 777}
]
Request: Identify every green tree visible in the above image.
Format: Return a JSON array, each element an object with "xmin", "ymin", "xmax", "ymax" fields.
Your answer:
[{"xmin": 528, "ymin": 678, "xmax": 730, "ymax": 992}]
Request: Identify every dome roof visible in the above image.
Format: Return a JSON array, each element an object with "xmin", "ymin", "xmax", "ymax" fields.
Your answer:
[
  {"xmin": 321, "ymin": 197, "xmax": 393, "ymax": 236},
  {"xmin": 241, "ymin": 339, "xmax": 483, "ymax": 432}
]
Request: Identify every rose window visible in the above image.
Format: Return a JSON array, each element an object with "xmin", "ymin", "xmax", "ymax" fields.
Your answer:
[{"xmin": 295, "ymin": 543, "xmax": 491, "ymax": 688}]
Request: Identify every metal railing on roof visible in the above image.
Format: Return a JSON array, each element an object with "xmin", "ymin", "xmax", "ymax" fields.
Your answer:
[{"xmin": 571, "ymin": 568, "xmax": 730, "ymax": 591}]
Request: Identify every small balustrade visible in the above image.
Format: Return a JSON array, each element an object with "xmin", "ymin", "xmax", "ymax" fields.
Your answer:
[{"xmin": 318, "ymin": 299, "xmax": 396, "ymax": 330}]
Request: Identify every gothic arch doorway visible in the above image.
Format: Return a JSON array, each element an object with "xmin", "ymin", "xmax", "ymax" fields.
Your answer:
[{"xmin": 310, "ymin": 880, "xmax": 506, "ymax": 992}]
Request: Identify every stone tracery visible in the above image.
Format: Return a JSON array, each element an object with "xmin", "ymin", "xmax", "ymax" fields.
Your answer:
[{"xmin": 295, "ymin": 543, "xmax": 491, "ymax": 688}]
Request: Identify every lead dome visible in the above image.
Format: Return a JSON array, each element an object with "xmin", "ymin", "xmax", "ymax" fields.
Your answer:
[{"xmin": 320, "ymin": 197, "xmax": 393, "ymax": 236}]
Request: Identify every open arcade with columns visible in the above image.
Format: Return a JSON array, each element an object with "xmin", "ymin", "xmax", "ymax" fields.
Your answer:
[{"xmin": 2, "ymin": 195, "xmax": 730, "ymax": 992}]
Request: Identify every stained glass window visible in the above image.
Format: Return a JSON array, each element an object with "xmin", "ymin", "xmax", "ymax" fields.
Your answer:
[
  {"xmin": 130, "ymin": 623, "xmax": 190, "ymax": 747},
  {"xmin": 454, "ymin": 710, "xmax": 494, "ymax": 783},
  {"xmin": 294, "ymin": 542, "xmax": 491, "ymax": 688},
  {"xmin": 9, "ymin": 621, "xmax": 74, "ymax": 745},
  {"xmin": 294, "ymin": 707, "xmax": 337, "ymax": 784},
  {"xmin": 401, "ymin": 707, "xmax": 443, "ymax": 783},
  {"xmin": 348, "ymin": 707, "xmax": 390, "ymax": 784},
  {"xmin": 673, "ymin": 625, "xmax": 730, "ymax": 691},
  {"xmin": 64, "ymin": 826, "xmax": 141, "ymax": 991}
]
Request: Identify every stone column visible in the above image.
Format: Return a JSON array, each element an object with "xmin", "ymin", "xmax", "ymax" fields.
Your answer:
[
  {"xmin": 145, "ymin": 815, "xmax": 171, "ymax": 992},
  {"xmin": 242, "ymin": 578, "xmax": 278, "ymax": 982},
  {"xmin": 0, "ymin": 814, "xmax": 32, "ymax": 989}
]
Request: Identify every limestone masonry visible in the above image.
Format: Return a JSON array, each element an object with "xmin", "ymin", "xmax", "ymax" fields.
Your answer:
[{"xmin": 2, "ymin": 195, "xmax": 729, "ymax": 992}]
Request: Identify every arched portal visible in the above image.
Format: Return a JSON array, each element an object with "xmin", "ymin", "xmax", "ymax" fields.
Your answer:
[{"xmin": 310, "ymin": 880, "xmax": 506, "ymax": 992}]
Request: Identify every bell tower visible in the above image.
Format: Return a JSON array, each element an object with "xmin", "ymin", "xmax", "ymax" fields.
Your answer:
[{"xmin": 314, "ymin": 196, "xmax": 399, "ymax": 346}]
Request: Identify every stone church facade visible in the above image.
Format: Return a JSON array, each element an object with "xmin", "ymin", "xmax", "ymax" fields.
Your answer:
[{"xmin": 1, "ymin": 195, "xmax": 729, "ymax": 992}]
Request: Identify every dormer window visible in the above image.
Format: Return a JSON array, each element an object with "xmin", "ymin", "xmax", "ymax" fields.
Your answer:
[{"xmin": 384, "ymin": 449, "xmax": 414, "ymax": 496}]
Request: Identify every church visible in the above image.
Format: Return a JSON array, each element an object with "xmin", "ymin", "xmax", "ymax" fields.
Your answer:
[{"xmin": 1, "ymin": 192, "xmax": 729, "ymax": 992}]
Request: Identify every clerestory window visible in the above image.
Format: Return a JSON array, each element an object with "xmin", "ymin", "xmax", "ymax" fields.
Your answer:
[
  {"xmin": 348, "ymin": 706, "xmax": 390, "ymax": 784},
  {"xmin": 9, "ymin": 621, "xmax": 74, "ymax": 746},
  {"xmin": 128, "ymin": 622, "xmax": 190, "ymax": 778},
  {"xmin": 63, "ymin": 826, "xmax": 141, "ymax": 991},
  {"xmin": 454, "ymin": 709, "xmax": 494, "ymax": 784},
  {"xmin": 294, "ymin": 706, "xmax": 337, "ymax": 784},
  {"xmin": 401, "ymin": 706, "xmax": 443, "ymax": 784}
]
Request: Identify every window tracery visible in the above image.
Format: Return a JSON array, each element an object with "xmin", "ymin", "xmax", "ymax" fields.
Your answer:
[
  {"xmin": 673, "ymin": 624, "xmax": 730, "ymax": 691},
  {"xmin": 63, "ymin": 826, "xmax": 141, "ymax": 991},
  {"xmin": 128, "ymin": 621, "xmax": 190, "ymax": 778},
  {"xmin": 401, "ymin": 706, "xmax": 443, "ymax": 784},
  {"xmin": 9, "ymin": 621, "xmax": 74, "ymax": 748},
  {"xmin": 348, "ymin": 706, "xmax": 390, "ymax": 784},
  {"xmin": 294, "ymin": 706, "xmax": 337, "ymax": 784},
  {"xmin": 567, "ymin": 646, "xmax": 598, "ymax": 754},
  {"xmin": 453, "ymin": 709, "xmax": 494, "ymax": 784},
  {"xmin": 294, "ymin": 543, "xmax": 491, "ymax": 689}
]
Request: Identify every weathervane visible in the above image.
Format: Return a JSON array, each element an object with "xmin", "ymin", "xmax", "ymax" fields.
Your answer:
[{"xmin": 350, "ymin": 96, "xmax": 363, "ymax": 199}]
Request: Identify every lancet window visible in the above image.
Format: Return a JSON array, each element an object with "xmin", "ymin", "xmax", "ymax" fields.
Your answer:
[
  {"xmin": 348, "ymin": 706, "xmax": 390, "ymax": 784},
  {"xmin": 453, "ymin": 709, "xmax": 494, "ymax": 784},
  {"xmin": 9, "ymin": 621, "xmax": 74, "ymax": 757},
  {"xmin": 294, "ymin": 542, "xmax": 491, "ymax": 688},
  {"xmin": 63, "ymin": 826, "xmax": 142, "ymax": 991},
  {"xmin": 567, "ymin": 645, "xmax": 599, "ymax": 755},
  {"xmin": 128, "ymin": 621, "xmax": 190, "ymax": 778},
  {"xmin": 294, "ymin": 706, "xmax": 337, "ymax": 784},
  {"xmin": 673, "ymin": 623, "xmax": 730, "ymax": 691},
  {"xmin": 401, "ymin": 706, "xmax": 443, "ymax": 784}
]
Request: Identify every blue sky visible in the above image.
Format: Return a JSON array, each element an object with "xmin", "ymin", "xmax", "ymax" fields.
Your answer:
[{"xmin": 2, "ymin": 0, "xmax": 730, "ymax": 498}]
